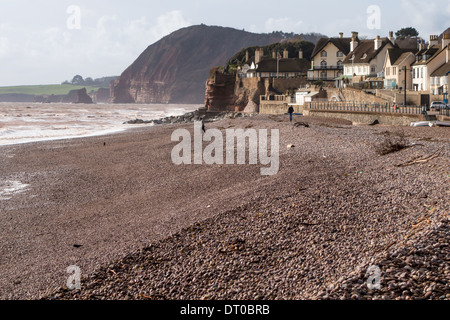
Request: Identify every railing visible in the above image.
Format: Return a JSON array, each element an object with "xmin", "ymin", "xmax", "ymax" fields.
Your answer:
[
  {"xmin": 307, "ymin": 77, "xmax": 335, "ymax": 81},
  {"xmin": 307, "ymin": 102, "xmax": 425, "ymax": 115},
  {"xmin": 311, "ymin": 65, "xmax": 344, "ymax": 70},
  {"xmin": 439, "ymin": 108, "xmax": 450, "ymax": 117}
]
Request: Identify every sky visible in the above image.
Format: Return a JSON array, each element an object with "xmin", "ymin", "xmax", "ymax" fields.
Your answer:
[{"xmin": 0, "ymin": 0, "xmax": 449, "ymax": 86}]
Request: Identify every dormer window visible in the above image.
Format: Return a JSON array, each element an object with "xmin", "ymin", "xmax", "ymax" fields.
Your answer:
[
  {"xmin": 362, "ymin": 53, "xmax": 367, "ymax": 59},
  {"xmin": 321, "ymin": 50, "xmax": 327, "ymax": 57}
]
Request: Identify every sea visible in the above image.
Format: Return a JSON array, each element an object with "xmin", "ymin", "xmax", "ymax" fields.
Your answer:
[{"xmin": 0, "ymin": 102, "xmax": 200, "ymax": 146}]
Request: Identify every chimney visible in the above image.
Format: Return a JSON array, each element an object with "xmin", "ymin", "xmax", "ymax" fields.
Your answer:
[
  {"xmin": 272, "ymin": 51, "xmax": 276, "ymax": 59},
  {"xmin": 447, "ymin": 45, "xmax": 450, "ymax": 64},
  {"xmin": 374, "ymin": 35, "xmax": 382, "ymax": 51},
  {"xmin": 428, "ymin": 35, "xmax": 438, "ymax": 48},
  {"xmin": 418, "ymin": 39, "xmax": 425, "ymax": 50},
  {"xmin": 388, "ymin": 31, "xmax": 395, "ymax": 44},
  {"xmin": 283, "ymin": 49, "xmax": 289, "ymax": 59},
  {"xmin": 442, "ymin": 33, "xmax": 450, "ymax": 49},
  {"xmin": 339, "ymin": 32, "xmax": 344, "ymax": 39},
  {"xmin": 299, "ymin": 50, "xmax": 303, "ymax": 59},
  {"xmin": 350, "ymin": 32, "xmax": 359, "ymax": 52},
  {"xmin": 246, "ymin": 50, "xmax": 249, "ymax": 62},
  {"xmin": 255, "ymin": 48, "xmax": 262, "ymax": 64}
]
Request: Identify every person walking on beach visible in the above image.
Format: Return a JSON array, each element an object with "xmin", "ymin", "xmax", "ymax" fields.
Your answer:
[
  {"xmin": 201, "ymin": 117, "xmax": 206, "ymax": 133},
  {"xmin": 288, "ymin": 106, "xmax": 294, "ymax": 122}
]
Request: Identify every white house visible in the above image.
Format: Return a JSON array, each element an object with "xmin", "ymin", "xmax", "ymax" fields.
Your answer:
[
  {"xmin": 429, "ymin": 44, "xmax": 450, "ymax": 95},
  {"xmin": 412, "ymin": 34, "xmax": 449, "ymax": 92},
  {"xmin": 342, "ymin": 33, "xmax": 395, "ymax": 81}
]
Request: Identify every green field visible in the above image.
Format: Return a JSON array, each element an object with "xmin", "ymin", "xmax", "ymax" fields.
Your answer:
[{"xmin": 0, "ymin": 84, "xmax": 105, "ymax": 96}]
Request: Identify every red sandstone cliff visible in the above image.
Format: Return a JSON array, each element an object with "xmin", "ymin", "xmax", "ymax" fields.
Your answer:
[{"xmin": 110, "ymin": 25, "xmax": 291, "ymax": 104}]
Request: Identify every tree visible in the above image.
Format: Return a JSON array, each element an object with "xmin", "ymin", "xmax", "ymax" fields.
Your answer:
[
  {"xmin": 71, "ymin": 75, "xmax": 84, "ymax": 85},
  {"xmin": 84, "ymin": 77, "xmax": 94, "ymax": 86},
  {"xmin": 395, "ymin": 27, "xmax": 419, "ymax": 40}
]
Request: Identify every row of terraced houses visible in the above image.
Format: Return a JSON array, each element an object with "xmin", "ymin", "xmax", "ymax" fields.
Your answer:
[{"xmin": 308, "ymin": 29, "xmax": 450, "ymax": 100}]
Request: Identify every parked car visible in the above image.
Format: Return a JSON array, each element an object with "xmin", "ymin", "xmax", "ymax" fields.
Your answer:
[{"xmin": 430, "ymin": 101, "xmax": 445, "ymax": 111}]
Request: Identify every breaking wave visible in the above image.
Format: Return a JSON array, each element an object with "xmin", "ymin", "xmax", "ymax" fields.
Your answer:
[{"xmin": 0, "ymin": 103, "xmax": 200, "ymax": 146}]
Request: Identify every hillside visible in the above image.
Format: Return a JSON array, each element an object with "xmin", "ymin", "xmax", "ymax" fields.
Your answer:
[
  {"xmin": 111, "ymin": 24, "xmax": 324, "ymax": 104},
  {"xmin": 0, "ymin": 84, "xmax": 111, "ymax": 103}
]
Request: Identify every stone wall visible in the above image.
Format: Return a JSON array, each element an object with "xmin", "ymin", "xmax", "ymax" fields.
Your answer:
[
  {"xmin": 259, "ymin": 101, "xmax": 305, "ymax": 114},
  {"xmin": 304, "ymin": 109, "xmax": 425, "ymax": 126},
  {"xmin": 271, "ymin": 78, "xmax": 307, "ymax": 94},
  {"xmin": 326, "ymin": 87, "xmax": 389, "ymax": 104}
]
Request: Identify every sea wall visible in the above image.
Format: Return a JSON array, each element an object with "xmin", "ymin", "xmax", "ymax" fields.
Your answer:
[
  {"xmin": 303, "ymin": 109, "xmax": 425, "ymax": 126},
  {"xmin": 327, "ymin": 87, "xmax": 389, "ymax": 104},
  {"xmin": 259, "ymin": 101, "xmax": 305, "ymax": 115}
]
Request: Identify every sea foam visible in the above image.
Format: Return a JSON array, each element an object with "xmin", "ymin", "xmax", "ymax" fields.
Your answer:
[{"xmin": 0, "ymin": 103, "xmax": 199, "ymax": 146}]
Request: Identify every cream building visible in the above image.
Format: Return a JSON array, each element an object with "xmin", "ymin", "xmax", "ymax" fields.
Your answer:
[
  {"xmin": 308, "ymin": 33, "xmax": 352, "ymax": 82},
  {"xmin": 342, "ymin": 33, "xmax": 395, "ymax": 80},
  {"xmin": 383, "ymin": 48, "xmax": 415, "ymax": 90}
]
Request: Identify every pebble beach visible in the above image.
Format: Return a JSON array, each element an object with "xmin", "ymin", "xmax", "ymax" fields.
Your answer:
[{"xmin": 1, "ymin": 114, "xmax": 449, "ymax": 300}]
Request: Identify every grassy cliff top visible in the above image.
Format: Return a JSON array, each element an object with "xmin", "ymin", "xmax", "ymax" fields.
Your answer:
[{"xmin": 0, "ymin": 84, "xmax": 105, "ymax": 96}]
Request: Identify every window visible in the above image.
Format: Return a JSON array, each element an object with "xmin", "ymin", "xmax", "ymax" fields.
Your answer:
[
  {"xmin": 321, "ymin": 51, "xmax": 327, "ymax": 57},
  {"xmin": 337, "ymin": 51, "xmax": 343, "ymax": 57},
  {"xmin": 393, "ymin": 67, "xmax": 397, "ymax": 75},
  {"xmin": 337, "ymin": 60, "xmax": 343, "ymax": 67},
  {"xmin": 320, "ymin": 71, "xmax": 327, "ymax": 80},
  {"xmin": 321, "ymin": 60, "xmax": 327, "ymax": 68},
  {"xmin": 371, "ymin": 66, "xmax": 376, "ymax": 73}
]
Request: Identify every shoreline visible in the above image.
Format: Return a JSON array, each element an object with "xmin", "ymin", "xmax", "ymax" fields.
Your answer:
[
  {"xmin": 0, "ymin": 114, "xmax": 449, "ymax": 300},
  {"xmin": 0, "ymin": 102, "xmax": 200, "ymax": 147}
]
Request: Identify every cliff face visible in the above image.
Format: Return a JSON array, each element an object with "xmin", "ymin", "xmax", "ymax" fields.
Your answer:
[
  {"xmin": 111, "ymin": 25, "xmax": 291, "ymax": 104},
  {"xmin": 204, "ymin": 70, "xmax": 237, "ymax": 111},
  {"xmin": 204, "ymin": 73, "xmax": 306, "ymax": 113},
  {"xmin": 205, "ymin": 40, "xmax": 312, "ymax": 112}
]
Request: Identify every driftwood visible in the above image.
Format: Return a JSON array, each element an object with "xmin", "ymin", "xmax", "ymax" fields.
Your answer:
[
  {"xmin": 294, "ymin": 122, "xmax": 310, "ymax": 128},
  {"xmin": 395, "ymin": 148, "xmax": 442, "ymax": 167}
]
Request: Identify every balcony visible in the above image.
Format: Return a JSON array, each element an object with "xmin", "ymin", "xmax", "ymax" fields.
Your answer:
[
  {"xmin": 307, "ymin": 76, "xmax": 335, "ymax": 81},
  {"xmin": 311, "ymin": 65, "xmax": 344, "ymax": 70}
]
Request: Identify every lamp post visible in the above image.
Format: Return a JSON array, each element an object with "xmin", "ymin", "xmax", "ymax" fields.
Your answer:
[
  {"xmin": 351, "ymin": 54, "xmax": 355, "ymax": 87},
  {"xmin": 401, "ymin": 66, "xmax": 407, "ymax": 107}
]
